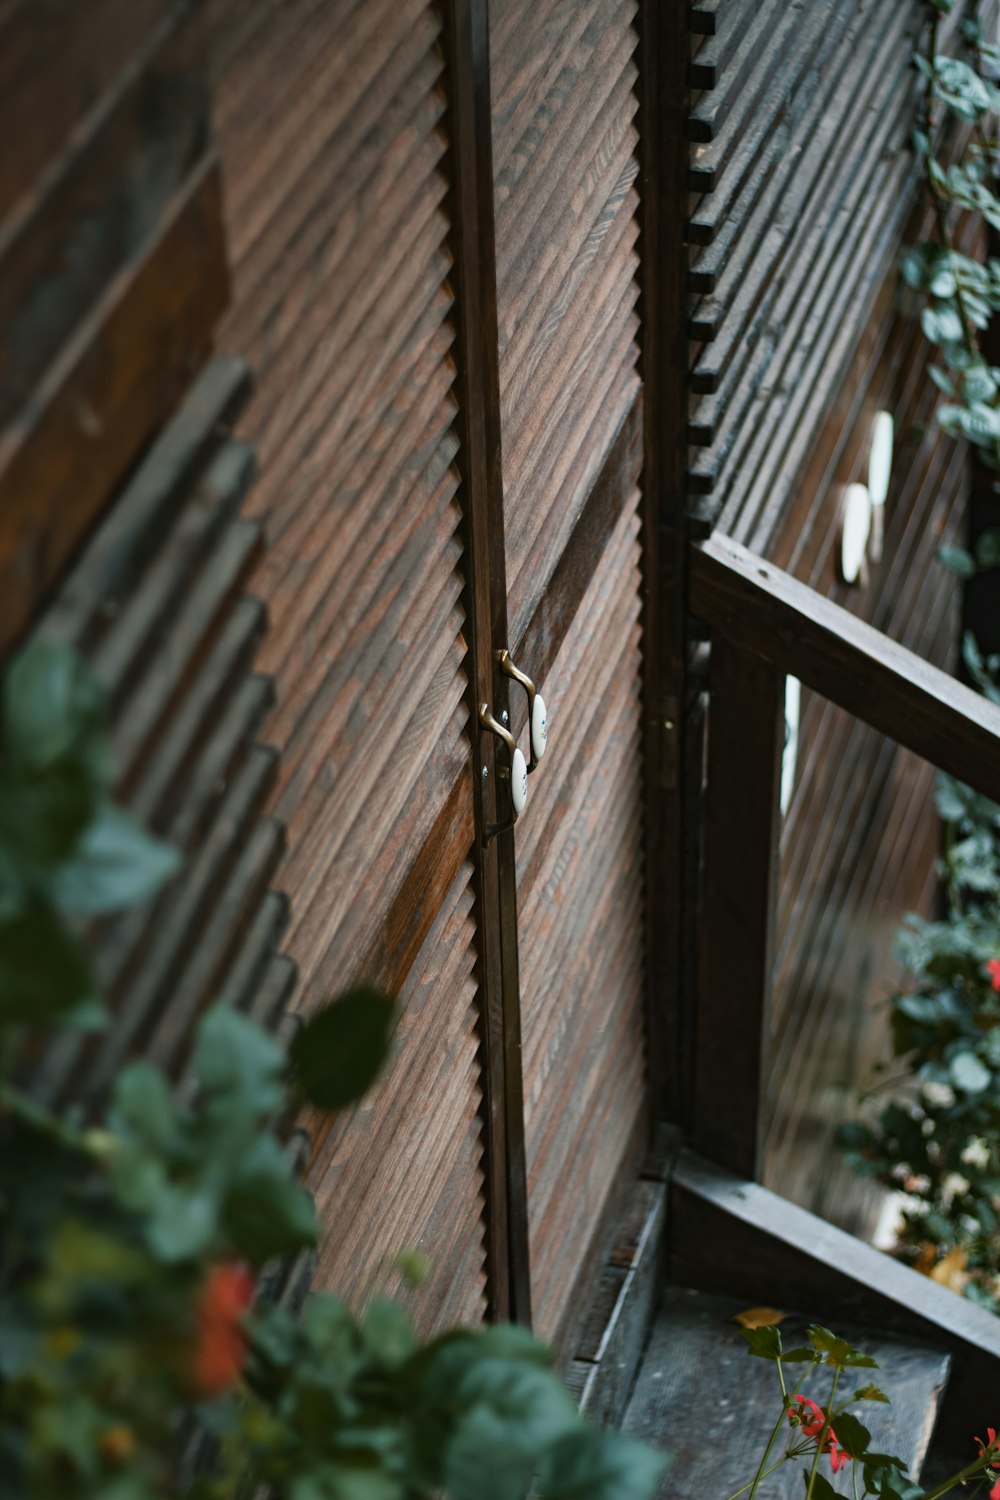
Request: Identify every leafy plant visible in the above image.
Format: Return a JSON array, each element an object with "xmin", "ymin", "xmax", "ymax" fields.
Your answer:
[
  {"xmin": 0, "ymin": 642, "xmax": 667, "ymax": 1500},
  {"xmin": 731, "ymin": 1321, "xmax": 999, "ymax": 1500},
  {"xmin": 840, "ymin": 639, "xmax": 1000, "ymax": 1312},
  {"xmin": 903, "ymin": 2, "xmax": 1000, "ymax": 503}
]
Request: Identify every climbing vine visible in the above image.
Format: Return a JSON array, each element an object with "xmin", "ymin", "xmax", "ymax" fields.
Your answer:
[
  {"xmin": 903, "ymin": 0, "xmax": 1000, "ymax": 544},
  {"xmin": 838, "ymin": 1, "xmax": 1000, "ymax": 1312}
]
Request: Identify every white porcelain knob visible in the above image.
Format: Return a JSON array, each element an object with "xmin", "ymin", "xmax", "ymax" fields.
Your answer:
[
  {"xmin": 840, "ymin": 482, "xmax": 872, "ymax": 584},
  {"xmin": 780, "ymin": 676, "xmax": 801, "ymax": 817},
  {"xmin": 531, "ymin": 694, "xmax": 548, "ymax": 761},
  {"xmin": 511, "ymin": 747, "xmax": 528, "ymax": 816},
  {"xmin": 868, "ymin": 410, "xmax": 894, "ymax": 510}
]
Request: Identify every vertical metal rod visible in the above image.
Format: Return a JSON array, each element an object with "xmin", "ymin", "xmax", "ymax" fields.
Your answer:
[{"xmin": 439, "ymin": 0, "xmax": 532, "ymax": 1325}]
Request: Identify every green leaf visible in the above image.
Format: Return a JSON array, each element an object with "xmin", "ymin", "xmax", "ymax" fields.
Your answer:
[
  {"xmin": 833, "ymin": 1411, "xmax": 872, "ymax": 1458},
  {"xmin": 147, "ymin": 1185, "xmax": 218, "ymax": 1261},
  {"xmin": 803, "ymin": 1474, "xmax": 838, "ymax": 1499},
  {"xmin": 110, "ymin": 1061, "xmax": 179, "ymax": 1152},
  {"xmin": 779, "ymin": 1347, "xmax": 815, "ymax": 1362},
  {"xmin": 51, "ymin": 802, "xmax": 179, "ymax": 915},
  {"xmin": 933, "ymin": 56, "xmax": 992, "ymax": 119},
  {"xmin": 900, "ymin": 249, "xmax": 927, "ymax": 288},
  {"xmin": 222, "ymin": 1147, "xmax": 317, "ymax": 1263},
  {"xmin": 194, "ymin": 1004, "xmax": 287, "ymax": 1113},
  {"xmin": 0, "ymin": 900, "xmax": 101, "ymax": 1027},
  {"xmin": 739, "ymin": 1324, "xmax": 783, "ymax": 1360},
  {"xmin": 950, "ymin": 1050, "xmax": 991, "ymax": 1094},
  {"xmin": 2, "ymin": 642, "xmax": 109, "ymax": 779},
  {"xmin": 537, "ymin": 1428, "xmax": 670, "ymax": 1500},
  {"xmin": 807, "ymin": 1325, "xmax": 858, "ymax": 1368},
  {"xmin": 975, "ymin": 528, "xmax": 1000, "ymax": 568},
  {"xmin": 362, "ymin": 1297, "xmax": 416, "ymax": 1367},
  {"xmin": 938, "ymin": 544, "xmax": 976, "ymax": 577},
  {"xmin": 290, "ymin": 987, "xmax": 396, "ymax": 1110},
  {"xmin": 922, "ymin": 305, "xmax": 965, "ymax": 345},
  {"xmin": 394, "ymin": 1248, "xmax": 430, "ymax": 1287},
  {"xmin": 863, "ymin": 1452, "xmax": 909, "ymax": 1471},
  {"xmin": 854, "ymin": 1384, "xmax": 890, "ymax": 1403},
  {"xmin": 843, "ymin": 1351, "xmax": 879, "ymax": 1369}
]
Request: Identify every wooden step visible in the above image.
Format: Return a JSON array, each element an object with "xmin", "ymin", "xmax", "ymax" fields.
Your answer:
[{"xmin": 623, "ymin": 1288, "xmax": 950, "ymax": 1499}]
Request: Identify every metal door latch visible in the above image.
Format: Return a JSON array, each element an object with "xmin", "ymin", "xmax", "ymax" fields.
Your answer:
[{"xmin": 479, "ymin": 651, "xmax": 548, "ymax": 844}]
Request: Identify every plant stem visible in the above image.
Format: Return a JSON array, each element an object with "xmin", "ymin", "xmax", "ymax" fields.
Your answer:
[
  {"xmin": 747, "ymin": 1404, "xmax": 792, "ymax": 1500},
  {"xmin": 723, "ymin": 1454, "xmax": 792, "ymax": 1500},
  {"xmin": 922, "ymin": 1450, "xmax": 998, "ymax": 1500},
  {"xmin": 0, "ymin": 1081, "xmax": 82, "ymax": 1149},
  {"xmin": 804, "ymin": 1368, "xmax": 841, "ymax": 1500}
]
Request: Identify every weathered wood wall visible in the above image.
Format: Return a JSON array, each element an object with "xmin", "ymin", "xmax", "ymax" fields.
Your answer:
[
  {"xmin": 488, "ymin": 0, "xmax": 648, "ymax": 1346},
  {"xmin": 201, "ymin": 0, "xmax": 489, "ymax": 1333},
  {"xmin": 200, "ymin": 0, "xmax": 651, "ymax": 1345},
  {"xmin": 5, "ymin": 0, "xmax": 982, "ymax": 1372},
  {"xmin": 686, "ymin": 0, "xmax": 969, "ymax": 1229},
  {"xmin": 0, "ymin": 1, "xmax": 296, "ymax": 1122}
]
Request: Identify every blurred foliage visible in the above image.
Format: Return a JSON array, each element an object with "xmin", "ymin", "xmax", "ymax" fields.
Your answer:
[
  {"xmin": 841, "ymin": 638, "xmax": 1000, "ymax": 1313},
  {"xmin": 0, "ymin": 642, "xmax": 667, "ymax": 1500},
  {"xmin": 902, "ymin": 3, "xmax": 1000, "ymax": 589}
]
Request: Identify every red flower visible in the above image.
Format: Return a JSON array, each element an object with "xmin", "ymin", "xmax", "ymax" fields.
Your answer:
[
  {"xmin": 986, "ymin": 961, "xmax": 1000, "ymax": 991},
  {"xmin": 975, "ymin": 1430, "xmax": 1000, "ymax": 1500},
  {"xmin": 192, "ymin": 1262, "xmax": 254, "ymax": 1397},
  {"xmin": 788, "ymin": 1396, "xmax": 852, "ymax": 1473}
]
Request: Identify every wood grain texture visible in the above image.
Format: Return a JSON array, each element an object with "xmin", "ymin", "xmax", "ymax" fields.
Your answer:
[
  {"xmin": 691, "ymin": 535, "xmax": 1000, "ymax": 804},
  {"xmin": 695, "ymin": 638, "xmax": 782, "ymax": 1179},
  {"xmin": 681, "ymin": 0, "xmax": 992, "ymax": 550},
  {"xmin": 669, "ymin": 1149, "xmax": 1000, "ymax": 1440},
  {"xmin": 0, "ymin": 156, "xmax": 228, "ymax": 652},
  {"xmin": 22, "ymin": 358, "xmax": 296, "ymax": 1112},
  {"xmin": 0, "ymin": 13, "xmax": 208, "ymax": 428},
  {"xmin": 623, "ymin": 1286, "xmax": 949, "ymax": 1498},
  {"xmin": 204, "ymin": 0, "xmax": 490, "ymax": 1327},
  {"xmin": 515, "ymin": 499, "xmax": 648, "ymax": 1346},
  {"xmin": 490, "ymin": 0, "xmax": 642, "ymax": 645},
  {"xmin": 308, "ymin": 863, "xmax": 488, "ymax": 1335},
  {"xmin": 0, "ymin": 0, "xmax": 175, "ymax": 222}
]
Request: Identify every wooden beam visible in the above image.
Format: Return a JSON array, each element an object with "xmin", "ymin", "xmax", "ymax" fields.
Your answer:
[
  {"xmin": 695, "ymin": 640, "xmax": 783, "ymax": 1177},
  {"xmin": 0, "ymin": 155, "xmax": 228, "ymax": 652},
  {"xmin": 638, "ymin": 0, "xmax": 697, "ymax": 1128},
  {"xmin": 691, "ymin": 533, "xmax": 1000, "ymax": 802},
  {"xmin": 669, "ymin": 1148, "xmax": 1000, "ymax": 1439}
]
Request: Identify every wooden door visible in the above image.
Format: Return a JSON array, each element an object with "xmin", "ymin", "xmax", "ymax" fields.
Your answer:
[
  {"xmin": 467, "ymin": 0, "xmax": 650, "ymax": 1346},
  {"xmin": 197, "ymin": 0, "xmax": 656, "ymax": 1350}
]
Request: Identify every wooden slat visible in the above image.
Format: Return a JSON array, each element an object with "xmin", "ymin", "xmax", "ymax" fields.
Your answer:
[
  {"xmin": 205, "ymin": 0, "xmax": 490, "ymax": 1334},
  {"xmin": 0, "ymin": 0, "xmax": 173, "ymax": 222},
  {"xmin": 0, "ymin": 156, "xmax": 228, "ymax": 651},
  {"xmin": 491, "ymin": 0, "xmax": 642, "ymax": 642},
  {"xmin": 691, "ymin": 535, "xmax": 1000, "ymax": 804},
  {"xmin": 516, "ymin": 500, "xmax": 647, "ymax": 1345},
  {"xmin": 638, "ymin": 0, "xmax": 696, "ymax": 1127},
  {"xmin": 623, "ymin": 1287, "xmax": 950, "ymax": 1499},
  {"xmin": 439, "ymin": 0, "xmax": 529, "ymax": 1325},
  {"xmin": 0, "ymin": 12, "xmax": 207, "ymax": 426},
  {"xmin": 24, "ymin": 355, "xmax": 296, "ymax": 1118},
  {"xmin": 670, "ymin": 1149, "xmax": 1000, "ymax": 1439},
  {"xmin": 309, "ymin": 864, "xmax": 488, "ymax": 1336},
  {"xmin": 695, "ymin": 638, "xmax": 782, "ymax": 1179}
]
